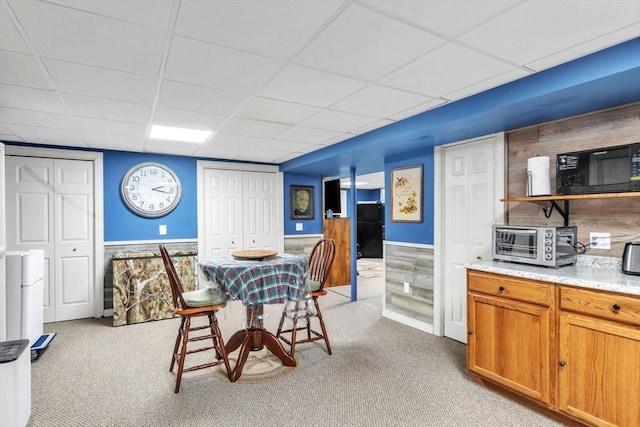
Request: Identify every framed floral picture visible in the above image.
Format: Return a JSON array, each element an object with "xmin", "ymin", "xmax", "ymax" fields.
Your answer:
[
  {"xmin": 290, "ymin": 185, "xmax": 314, "ymax": 219},
  {"xmin": 391, "ymin": 165, "xmax": 423, "ymax": 223}
]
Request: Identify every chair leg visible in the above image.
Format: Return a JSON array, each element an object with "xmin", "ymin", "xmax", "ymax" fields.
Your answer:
[
  {"xmin": 174, "ymin": 316, "xmax": 191, "ymax": 393},
  {"xmin": 314, "ymin": 298, "xmax": 332, "ymax": 355},
  {"xmin": 210, "ymin": 313, "xmax": 232, "ymax": 380},
  {"xmin": 170, "ymin": 317, "xmax": 186, "ymax": 372}
]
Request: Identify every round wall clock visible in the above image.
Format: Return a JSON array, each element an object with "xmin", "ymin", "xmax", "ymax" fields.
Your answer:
[{"xmin": 120, "ymin": 162, "xmax": 182, "ymax": 218}]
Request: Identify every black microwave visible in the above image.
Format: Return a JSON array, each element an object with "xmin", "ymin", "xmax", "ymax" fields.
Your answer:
[{"xmin": 556, "ymin": 142, "xmax": 640, "ymax": 194}]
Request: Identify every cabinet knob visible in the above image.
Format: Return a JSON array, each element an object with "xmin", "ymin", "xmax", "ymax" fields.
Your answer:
[
  {"xmin": 468, "ymin": 331, "xmax": 473, "ymax": 335},
  {"xmin": 498, "ymin": 286, "xmax": 505, "ymax": 292},
  {"xmin": 612, "ymin": 303, "xmax": 621, "ymax": 311},
  {"xmin": 559, "ymin": 360, "xmax": 566, "ymax": 367}
]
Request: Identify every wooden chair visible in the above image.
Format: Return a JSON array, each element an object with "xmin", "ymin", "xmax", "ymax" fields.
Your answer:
[
  {"xmin": 276, "ymin": 238, "xmax": 336, "ymax": 356},
  {"xmin": 159, "ymin": 245, "xmax": 232, "ymax": 393}
]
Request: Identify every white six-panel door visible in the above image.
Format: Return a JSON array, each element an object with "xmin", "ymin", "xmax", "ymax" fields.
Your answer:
[
  {"xmin": 442, "ymin": 135, "xmax": 504, "ymax": 343},
  {"xmin": 201, "ymin": 168, "xmax": 279, "ymax": 257},
  {"xmin": 5, "ymin": 156, "xmax": 94, "ymax": 323}
]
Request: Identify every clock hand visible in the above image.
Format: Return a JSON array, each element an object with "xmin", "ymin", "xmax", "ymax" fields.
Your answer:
[{"xmin": 151, "ymin": 186, "xmax": 170, "ymax": 193}]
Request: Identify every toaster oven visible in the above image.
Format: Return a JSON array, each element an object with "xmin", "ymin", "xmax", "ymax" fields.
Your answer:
[{"xmin": 492, "ymin": 225, "xmax": 577, "ymax": 268}]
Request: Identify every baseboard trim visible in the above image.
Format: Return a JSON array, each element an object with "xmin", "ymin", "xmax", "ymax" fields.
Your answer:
[{"xmin": 382, "ymin": 309, "xmax": 433, "ymax": 334}]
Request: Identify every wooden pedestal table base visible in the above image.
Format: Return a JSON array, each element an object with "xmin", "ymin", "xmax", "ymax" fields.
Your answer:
[{"xmin": 225, "ymin": 304, "xmax": 296, "ymax": 382}]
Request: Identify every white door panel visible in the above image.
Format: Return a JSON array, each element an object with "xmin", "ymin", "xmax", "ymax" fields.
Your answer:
[
  {"xmin": 5, "ymin": 156, "xmax": 94, "ymax": 323},
  {"xmin": 443, "ymin": 135, "xmax": 503, "ymax": 343}
]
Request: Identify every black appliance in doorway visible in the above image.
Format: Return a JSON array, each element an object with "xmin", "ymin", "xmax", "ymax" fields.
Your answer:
[{"xmin": 357, "ymin": 203, "xmax": 384, "ymax": 258}]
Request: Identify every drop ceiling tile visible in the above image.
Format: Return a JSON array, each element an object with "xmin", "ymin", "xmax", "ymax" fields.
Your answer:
[
  {"xmin": 174, "ymin": 1, "xmax": 343, "ymax": 59},
  {"xmin": 365, "ymin": 0, "xmax": 518, "ymax": 38},
  {"xmin": 294, "ymin": 3, "xmax": 444, "ymax": 81},
  {"xmin": 350, "ymin": 118, "xmax": 395, "ymax": 135},
  {"xmin": 219, "ymin": 118, "xmax": 290, "ymax": 138},
  {"xmin": 42, "ymin": 58, "xmax": 158, "ymax": 104},
  {"xmin": 0, "ymin": 84, "xmax": 66, "ymax": 114},
  {"xmin": 145, "ymin": 139, "xmax": 200, "ymax": 156},
  {"xmin": 45, "ymin": 0, "xmax": 174, "ymax": 29},
  {"xmin": 380, "ymin": 43, "xmax": 513, "ymax": 98},
  {"xmin": 0, "ymin": 5, "xmax": 30, "ymax": 53},
  {"xmin": 443, "ymin": 68, "xmax": 530, "ymax": 101},
  {"xmin": 208, "ymin": 134, "xmax": 279, "ymax": 150},
  {"xmin": 234, "ymin": 149, "xmax": 287, "ymax": 163},
  {"xmin": 61, "ymin": 93, "xmax": 152, "ymax": 124},
  {"xmin": 458, "ymin": 1, "xmax": 640, "ymax": 66},
  {"xmin": 157, "ymin": 80, "xmax": 250, "ymax": 116},
  {"xmin": 389, "ymin": 99, "xmax": 449, "ymax": 121},
  {"xmin": 193, "ymin": 143, "xmax": 244, "ymax": 160},
  {"xmin": 300, "ymin": 109, "xmax": 379, "ymax": 133},
  {"xmin": 0, "ymin": 124, "xmax": 14, "ymax": 134},
  {"xmin": 83, "ymin": 132, "xmax": 146, "ymax": 152},
  {"xmin": 9, "ymin": 0, "xmax": 166, "ymax": 75},
  {"xmin": 236, "ymin": 97, "xmax": 321, "ymax": 124},
  {"xmin": 259, "ymin": 64, "xmax": 368, "ymax": 107},
  {"xmin": 0, "ymin": 133, "xmax": 22, "ymax": 142},
  {"xmin": 331, "ymin": 85, "xmax": 432, "ymax": 119},
  {"xmin": 527, "ymin": 25, "xmax": 640, "ymax": 72},
  {"xmin": 0, "ymin": 51, "xmax": 51, "ymax": 89},
  {"xmin": 152, "ymin": 107, "xmax": 227, "ymax": 132},
  {"xmin": 4, "ymin": 123, "xmax": 86, "ymax": 146},
  {"xmin": 275, "ymin": 125, "xmax": 342, "ymax": 144},
  {"xmin": 165, "ymin": 36, "xmax": 283, "ymax": 94},
  {"xmin": 0, "ymin": 107, "xmax": 75, "ymax": 129},
  {"xmin": 75, "ymin": 117, "xmax": 147, "ymax": 137}
]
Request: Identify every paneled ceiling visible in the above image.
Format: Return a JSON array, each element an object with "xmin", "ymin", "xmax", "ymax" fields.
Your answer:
[{"xmin": 1, "ymin": 1, "xmax": 639, "ymax": 178}]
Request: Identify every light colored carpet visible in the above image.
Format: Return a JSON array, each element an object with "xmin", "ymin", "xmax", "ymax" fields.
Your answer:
[
  {"xmin": 29, "ymin": 292, "xmax": 563, "ymax": 427},
  {"xmin": 356, "ymin": 258, "xmax": 383, "ymax": 278}
]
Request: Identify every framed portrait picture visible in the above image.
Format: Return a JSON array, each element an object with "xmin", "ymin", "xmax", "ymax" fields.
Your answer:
[
  {"xmin": 391, "ymin": 165, "xmax": 423, "ymax": 223},
  {"xmin": 290, "ymin": 185, "xmax": 314, "ymax": 219}
]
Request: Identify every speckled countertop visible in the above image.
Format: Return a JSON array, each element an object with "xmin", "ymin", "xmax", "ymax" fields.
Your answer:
[{"xmin": 467, "ymin": 255, "xmax": 640, "ymax": 296}]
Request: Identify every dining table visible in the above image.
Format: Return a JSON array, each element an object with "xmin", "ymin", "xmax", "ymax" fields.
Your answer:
[{"xmin": 198, "ymin": 252, "xmax": 308, "ymax": 382}]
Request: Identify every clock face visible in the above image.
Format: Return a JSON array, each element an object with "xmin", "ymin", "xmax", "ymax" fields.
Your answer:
[{"xmin": 120, "ymin": 162, "xmax": 182, "ymax": 218}]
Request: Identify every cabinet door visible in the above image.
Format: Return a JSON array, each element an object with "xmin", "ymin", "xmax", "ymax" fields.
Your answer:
[
  {"xmin": 558, "ymin": 313, "xmax": 640, "ymax": 427},
  {"xmin": 468, "ymin": 292, "xmax": 554, "ymax": 406}
]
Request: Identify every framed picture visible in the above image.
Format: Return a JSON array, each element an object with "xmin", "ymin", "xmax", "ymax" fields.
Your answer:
[
  {"xmin": 391, "ymin": 165, "xmax": 423, "ymax": 223},
  {"xmin": 290, "ymin": 185, "xmax": 315, "ymax": 219}
]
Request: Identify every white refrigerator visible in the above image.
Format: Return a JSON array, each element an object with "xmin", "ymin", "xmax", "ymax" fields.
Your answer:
[{"xmin": 5, "ymin": 250, "xmax": 45, "ymax": 346}]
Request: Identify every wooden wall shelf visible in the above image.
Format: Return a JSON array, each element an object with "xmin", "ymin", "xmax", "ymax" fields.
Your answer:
[
  {"xmin": 501, "ymin": 192, "xmax": 640, "ymax": 202},
  {"xmin": 501, "ymin": 192, "xmax": 639, "ymax": 226}
]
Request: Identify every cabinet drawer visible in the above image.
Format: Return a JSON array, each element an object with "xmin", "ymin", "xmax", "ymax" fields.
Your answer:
[
  {"xmin": 467, "ymin": 270, "xmax": 552, "ymax": 306},
  {"xmin": 560, "ymin": 286, "xmax": 640, "ymax": 326}
]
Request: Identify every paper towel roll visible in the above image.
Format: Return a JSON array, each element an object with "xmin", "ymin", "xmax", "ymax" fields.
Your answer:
[{"xmin": 526, "ymin": 156, "xmax": 551, "ymax": 196}]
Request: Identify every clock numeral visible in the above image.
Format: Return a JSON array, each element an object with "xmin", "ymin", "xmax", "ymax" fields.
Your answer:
[
  {"xmin": 132, "ymin": 194, "xmax": 138, "ymax": 201},
  {"xmin": 129, "ymin": 184, "xmax": 135, "ymax": 191},
  {"xmin": 159, "ymin": 202, "xmax": 165, "ymax": 209},
  {"xmin": 133, "ymin": 176, "xmax": 140, "ymax": 182},
  {"xmin": 165, "ymin": 196, "xmax": 171, "ymax": 202},
  {"xmin": 149, "ymin": 204, "xmax": 155, "ymax": 211}
]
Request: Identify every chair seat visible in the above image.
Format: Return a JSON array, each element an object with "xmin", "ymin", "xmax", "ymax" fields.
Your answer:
[
  {"xmin": 183, "ymin": 288, "xmax": 229, "ymax": 307},
  {"xmin": 307, "ymin": 279, "xmax": 322, "ymax": 292}
]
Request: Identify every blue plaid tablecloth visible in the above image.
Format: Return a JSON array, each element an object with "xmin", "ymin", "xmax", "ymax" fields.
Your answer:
[{"xmin": 198, "ymin": 253, "xmax": 308, "ymax": 305}]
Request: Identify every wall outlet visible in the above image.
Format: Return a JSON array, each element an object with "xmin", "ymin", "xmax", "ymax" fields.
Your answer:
[
  {"xmin": 590, "ymin": 232, "xmax": 610, "ymax": 249},
  {"xmin": 403, "ymin": 282, "xmax": 410, "ymax": 293}
]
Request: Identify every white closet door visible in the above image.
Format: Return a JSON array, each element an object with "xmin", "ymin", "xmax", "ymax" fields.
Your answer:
[
  {"xmin": 54, "ymin": 159, "xmax": 94, "ymax": 321},
  {"xmin": 203, "ymin": 168, "xmax": 243, "ymax": 256},
  {"xmin": 243, "ymin": 171, "xmax": 278, "ymax": 250},
  {"xmin": 5, "ymin": 156, "xmax": 94, "ymax": 322}
]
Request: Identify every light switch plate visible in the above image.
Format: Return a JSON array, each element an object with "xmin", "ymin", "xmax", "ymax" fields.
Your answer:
[
  {"xmin": 159, "ymin": 224, "xmax": 167, "ymax": 235},
  {"xmin": 295, "ymin": 223, "xmax": 303, "ymax": 231}
]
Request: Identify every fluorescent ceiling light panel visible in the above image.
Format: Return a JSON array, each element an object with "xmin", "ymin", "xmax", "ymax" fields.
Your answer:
[{"xmin": 149, "ymin": 124, "xmax": 213, "ymax": 143}]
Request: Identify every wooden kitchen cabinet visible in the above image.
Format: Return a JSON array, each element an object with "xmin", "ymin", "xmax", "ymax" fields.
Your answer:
[
  {"xmin": 558, "ymin": 286, "xmax": 640, "ymax": 427},
  {"xmin": 467, "ymin": 270, "xmax": 555, "ymax": 407},
  {"xmin": 468, "ymin": 269, "xmax": 640, "ymax": 427}
]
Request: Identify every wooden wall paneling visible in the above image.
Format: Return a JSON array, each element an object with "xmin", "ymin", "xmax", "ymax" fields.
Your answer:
[
  {"xmin": 505, "ymin": 102, "xmax": 640, "ymax": 257},
  {"xmin": 323, "ymin": 218, "xmax": 351, "ymax": 287}
]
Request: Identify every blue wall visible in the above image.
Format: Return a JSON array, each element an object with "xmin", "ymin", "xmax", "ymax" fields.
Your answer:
[
  {"xmin": 283, "ymin": 173, "xmax": 323, "ymax": 235},
  {"xmin": 104, "ymin": 151, "xmax": 198, "ymax": 241},
  {"xmin": 384, "ymin": 149, "xmax": 434, "ymax": 244}
]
